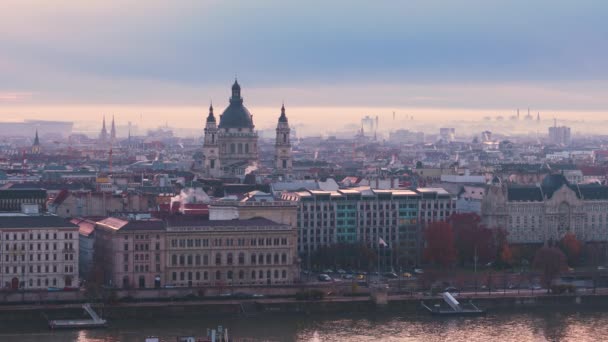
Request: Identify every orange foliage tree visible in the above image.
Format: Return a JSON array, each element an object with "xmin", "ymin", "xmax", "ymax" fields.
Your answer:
[
  {"xmin": 559, "ymin": 233, "xmax": 582, "ymax": 266},
  {"xmin": 423, "ymin": 221, "xmax": 457, "ymax": 268}
]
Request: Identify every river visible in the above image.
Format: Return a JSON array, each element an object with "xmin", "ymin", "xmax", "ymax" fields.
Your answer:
[{"xmin": 0, "ymin": 309, "xmax": 606, "ymax": 341}]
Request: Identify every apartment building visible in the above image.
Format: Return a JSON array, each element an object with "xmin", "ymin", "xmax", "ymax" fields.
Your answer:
[{"xmin": 0, "ymin": 215, "xmax": 79, "ymax": 290}]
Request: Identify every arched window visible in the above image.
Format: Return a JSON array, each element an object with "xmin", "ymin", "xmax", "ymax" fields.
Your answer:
[
  {"xmin": 238, "ymin": 143, "xmax": 243, "ymax": 154},
  {"xmin": 245, "ymin": 143, "xmax": 249, "ymax": 153},
  {"xmin": 251, "ymin": 254, "xmax": 256, "ymax": 264},
  {"xmin": 266, "ymin": 254, "xmax": 271, "ymax": 264},
  {"xmin": 227, "ymin": 271, "xmax": 233, "ymax": 280},
  {"xmin": 179, "ymin": 255, "xmax": 185, "ymax": 265},
  {"xmin": 251, "ymin": 270, "xmax": 256, "ymax": 279},
  {"xmin": 274, "ymin": 270, "xmax": 279, "ymax": 279},
  {"xmin": 267, "ymin": 270, "xmax": 271, "ymax": 279},
  {"xmin": 172, "ymin": 254, "xmax": 177, "ymax": 266},
  {"xmin": 274, "ymin": 254, "xmax": 279, "ymax": 264},
  {"xmin": 215, "ymin": 253, "xmax": 222, "ymax": 265},
  {"xmin": 282, "ymin": 270, "xmax": 287, "ymax": 278},
  {"xmin": 203, "ymin": 254, "xmax": 209, "ymax": 265},
  {"xmin": 204, "ymin": 271, "xmax": 208, "ymax": 280},
  {"xmin": 258, "ymin": 254, "xmax": 264, "ymax": 264},
  {"xmin": 281, "ymin": 253, "xmax": 287, "ymax": 264},
  {"xmin": 259, "ymin": 270, "xmax": 264, "ymax": 278},
  {"xmin": 215, "ymin": 270, "xmax": 221, "ymax": 280},
  {"xmin": 230, "ymin": 143, "xmax": 235, "ymax": 154},
  {"xmin": 187, "ymin": 255, "xmax": 192, "ymax": 265},
  {"xmin": 227, "ymin": 253, "xmax": 233, "ymax": 265},
  {"xmin": 195, "ymin": 254, "xmax": 201, "ymax": 265},
  {"xmin": 238, "ymin": 253, "xmax": 245, "ymax": 265},
  {"xmin": 239, "ymin": 270, "xmax": 244, "ymax": 279}
]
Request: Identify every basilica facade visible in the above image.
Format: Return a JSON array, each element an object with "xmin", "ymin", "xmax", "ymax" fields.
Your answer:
[{"xmin": 202, "ymin": 80, "xmax": 292, "ymax": 178}]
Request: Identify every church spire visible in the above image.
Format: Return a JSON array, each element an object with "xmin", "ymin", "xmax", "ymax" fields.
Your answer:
[
  {"xmin": 100, "ymin": 115, "xmax": 108, "ymax": 142},
  {"xmin": 32, "ymin": 129, "xmax": 41, "ymax": 154},
  {"xmin": 111, "ymin": 115, "xmax": 116, "ymax": 141},
  {"xmin": 231, "ymin": 78, "xmax": 241, "ymax": 100},
  {"xmin": 278, "ymin": 102, "xmax": 288, "ymax": 123},
  {"xmin": 207, "ymin": 101, "xmax": 216, "ymax": 122}
]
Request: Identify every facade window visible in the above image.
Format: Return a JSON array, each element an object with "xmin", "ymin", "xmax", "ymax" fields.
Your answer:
[
  {"xmin": 238, "ymin": 253, "xmax": 244, "ymax": 265},
  {"xmin": 215, "ymin": 253, "xmax": 222, "ymax": 265},
  {"xmin": 227, "ymin": 253, "xmax": 233, "ymax": 265},
  {"xmin": 215, "ymin": 270, "xmax": 221, "ymax": 280}
]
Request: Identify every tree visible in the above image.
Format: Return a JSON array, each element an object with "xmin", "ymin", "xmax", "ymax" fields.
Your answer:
[
  {"xmin": 450, "ymin": 213, "xmax": 495, "ymax": 267},
  {"xmin": 533, "ymin": 246, "xmax": 567, "ymax": 292},
  {"xmin": 493, "ymin": 227, "xmax": 512, "ymax": 268},
  {"xmin": 559, "ymin": 233, "xmax": 582, "ymax": 266},
  {"xmin": 423, "ymin": 222, "xmax": 457, "ymax": 268}
]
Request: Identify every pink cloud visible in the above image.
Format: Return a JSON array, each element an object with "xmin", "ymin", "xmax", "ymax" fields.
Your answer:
[{"xmin": 0, "ymin": 92, "xmax": 33, "ymax": 102}]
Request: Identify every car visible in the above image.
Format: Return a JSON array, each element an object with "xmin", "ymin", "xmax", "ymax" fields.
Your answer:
[
  {"xmin": 337, "ymin": 269, "xmax": 346, "ymax": 274},
  {"xmin": 444, "ymin": 286, "xmax": 459, "ymax": 293},
  {"xmin": 252, "ymin": 293, "xmax": 265, "ymax": 298},
  {"xmin": 529, "ymin": 284, "xmax": 542, "ymax": 290},
  {"xmin": 413, "ymin": 268, "xmax": 424, "ymax": 274},
  {"xmin": 598, "ymin": 266, "xmax": 606, "ymax": 271},
  {"xmin": 232, "ymin": 292, "xmax": 254, "ymax": 299},
  {"xmin": 322, "ymin": 269, "xmax": 333, "ymax": 274},
  {"xmin": 342, "ymin": 274, "xmax": 354, "ymax": 280},
  {"xmin": 383, "ymin": 272, "xmax": 398, "ymax": 279},
  {"xmin": 402, "ymin": 272, "xmax": 413, "ymax": 278},
  {"xmin": 318, "ymin": 274, "xmax": 332, "ymax": 282},
  {"xmin": 356, "ymin": 274, "xmax": 366, "ymax": 280}
]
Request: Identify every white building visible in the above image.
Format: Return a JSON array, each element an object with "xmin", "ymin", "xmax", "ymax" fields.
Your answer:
[{"xmin": 0, "ymin": 215, "xmax": 79, "ymax": 290}]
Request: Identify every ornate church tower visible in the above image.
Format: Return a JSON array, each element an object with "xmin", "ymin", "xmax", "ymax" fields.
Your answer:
[
  {"xmin": 275, "ymin": 104, "xmax": 292, "ymax": 177},
  {"xmin": 203, "ymin": 103, "xmax": 221, "ymax": 177},
  {"xmin": 31, "ymin": 129, "xmax": 41, "ymax": 154},
  {"xmin": 99, "ymin": 115, "xmax": 108, "ymax": 143},
  {"xmin": 110, "ymin": 115, "xmax": 117, "ymax": 144}
]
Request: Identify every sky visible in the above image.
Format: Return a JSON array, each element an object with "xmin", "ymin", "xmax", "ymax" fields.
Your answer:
[{"xmin": 1, "ymin": 1, "xmax": 607, "ymax": 135}]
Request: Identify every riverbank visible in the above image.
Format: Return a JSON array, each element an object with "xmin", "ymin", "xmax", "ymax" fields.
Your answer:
[{"xmin": 1, "ymin": 291, "xmax": 608, "ymax": 323}]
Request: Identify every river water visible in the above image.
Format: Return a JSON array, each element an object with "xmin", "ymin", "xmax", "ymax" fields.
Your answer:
[{"xmin": 1, "ymin": 309, "xmax": 607, "ymax": 342}]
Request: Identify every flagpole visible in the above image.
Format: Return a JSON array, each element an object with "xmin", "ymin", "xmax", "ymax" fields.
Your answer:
[{"xmin": 377, "ymin": 237, "xmax": 381, "ymax": 282}]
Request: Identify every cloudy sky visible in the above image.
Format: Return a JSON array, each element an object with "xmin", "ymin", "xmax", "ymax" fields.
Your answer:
[{"xmin": 1, "ymin": 1, "xmax": 607, "ymax": 133}]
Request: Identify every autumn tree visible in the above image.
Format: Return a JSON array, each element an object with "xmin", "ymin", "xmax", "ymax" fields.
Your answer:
[
  {"xmin": 533, "ymin": 246, "xmax": 567, "ymax": 292},
  {"xmin": 559, "ymin": 233, "xmax": 582, "ymax": 266},
  {"xmin": 493, "ymin": 227, "xmax": 512, "ymax": 268},
  {"xmin": 423, "ymin": 221, "xmax": 457, "ymax": 268},
  {"xmin": 450, "ymin": 213, "xmax": 495, "ymax": 267}
]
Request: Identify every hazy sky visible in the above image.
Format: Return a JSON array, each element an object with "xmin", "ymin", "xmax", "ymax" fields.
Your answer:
[{"xmin": 1, "ymin": 1, "xmax": 607, "ymax": 133}]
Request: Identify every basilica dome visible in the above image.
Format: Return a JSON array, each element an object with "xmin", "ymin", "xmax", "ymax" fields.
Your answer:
[{"xmin": 218, "ymin": 80, "xmax": 255, "ymax": 129}]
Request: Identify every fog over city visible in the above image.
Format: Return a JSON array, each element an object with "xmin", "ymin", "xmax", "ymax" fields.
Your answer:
[{"xmin": 2, "ymin": 2, "xmax": 608, "ymax": 342}]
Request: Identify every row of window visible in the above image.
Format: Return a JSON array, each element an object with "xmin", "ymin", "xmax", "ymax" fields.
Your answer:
[
  {"xmin": 170, "ymin": 252, "xmax": 290, "ymax": 267},
  {"xmin": 2, "ymin": 232, "xmax": 75, "ymax": 241},
  {"xmin": 1, "ymin": 242, "xmax": 73, "ymax": 252},
  {"xmin": 2, "ymin": 264, "xmax": 74, "ymax": 274},
  {"xmin": 3, "ymin": 252, "xmax": 74, "ymax": 262},
  {"xmin": 171, "ymin": 268, "xmax": 288, "ymax": 282},
  {"xmin": 169, "ymin": 237, "xmax": 289, "ymax": 249}
]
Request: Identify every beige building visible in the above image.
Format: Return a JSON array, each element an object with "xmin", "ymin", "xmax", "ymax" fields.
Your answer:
[
  {"xmin": 0, "ymin": 215, "xmax": 79, "ymax": 290},
  {"xmin": 482, "ymin": 174, "xmax": 608, "ymax": 244},
  {"xmin": 94, "ymin": 217, "xmax": 166, "ymax": 289},
  {"xmin": 165, "ymin": 216, "xmax": 298, "ymax": 287},
  {"xmin": 93, "ymin": 202, "xmax": 299, "ymax": 289}
]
